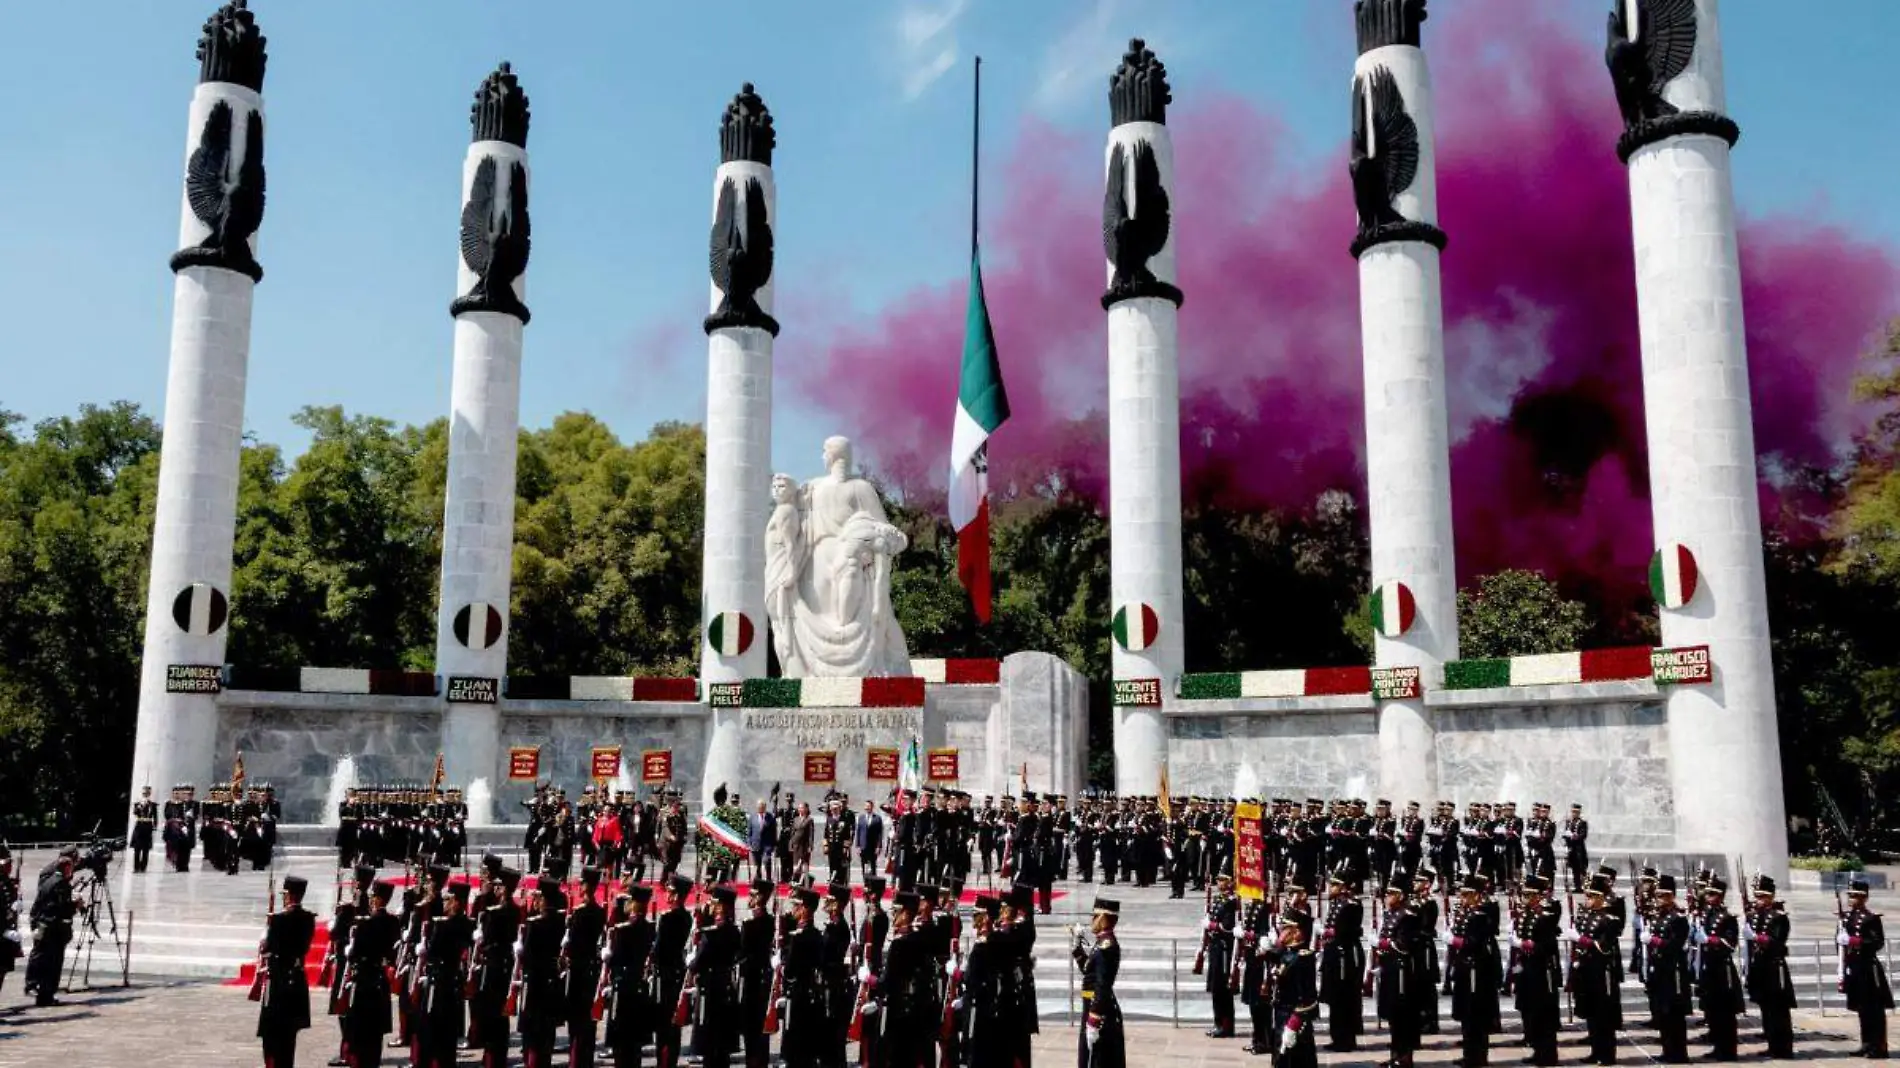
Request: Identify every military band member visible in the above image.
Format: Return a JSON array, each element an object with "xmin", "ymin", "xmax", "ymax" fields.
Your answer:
[
  {"xmin": 1271, "ymin": 912, "xmax": 1321, "ymax": 1068},
  {"xmin": 1643, "ymin": 874, "xmax": 1693, "ymax": 1064},
  {"xmin": 1203, "ymin": 871, "xmax": 1240, "ymax": 1037},
  {"xmin": 1317, "ymin": 868, "xmax": 1364, "ymax": 1052},
  {"xmin": 1570, "ymin": 875, "xmax": 1622, "ymax": 1067},
  {"xmin": 1741, "ymin": 874, "xmax": 1794, "ymax": 1059},
  {"xmin": 605, "ymin": 887, "xmax": 656, "ymax": 1068},
  {"xmin": 566, "ymin": 867, "xmax": 610, "ymax": 1068},
  {"xmin": 1510, "ymin": 874, "xmax": 1562, "ymax": 1067},
  {"xmin": 1840, "ymin": 879, "xmax": 1892, "ymax": 1060},
  {"xmin": 1449, "ymin": 874, "xmax": 1500, "ymax": 1068},
  {"xmin": 342, "ymin": 880, "xmax": 402, "ymax": 1068},
  {"xmin": 257, "ymin": 874, "xmax": 316, "ymax": 1068}
]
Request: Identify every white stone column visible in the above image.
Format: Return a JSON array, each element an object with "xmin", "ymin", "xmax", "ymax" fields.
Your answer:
[
  {"xmin": 699, "ymin": 85, "xmax": 779, "ymax": 809},
  {"xmin": 436, "ymin": 64, "xmax": 532, "ymax": 817},
  {"xmin": 1351, "ymin": 5, "xmax": 1452, "ymax": 807},
  {"xmin": 1614, "ymin": 0, "xmax": 1786, "ymax": 876},
  {"xmin": 129, "ymin": 1, "xmax": 269, "ymax": 815},
  {"xmin": 1101, "ymin": 41, "xmax": 1185, "ymax": 797}
]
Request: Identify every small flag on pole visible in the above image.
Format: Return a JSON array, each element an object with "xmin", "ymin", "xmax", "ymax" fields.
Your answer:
[{"xmin": 1158, "ymin": 763, "xmax": 1172, "ymax": 821}]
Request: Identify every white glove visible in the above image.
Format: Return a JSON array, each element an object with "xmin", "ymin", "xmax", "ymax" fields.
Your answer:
[
  {"xmin": 601, "ymin": 947, "xmax": 613, "ymax": 963},
  {"xmin": 861, "ymin": 1001, "xmax": 880, "ymax": 1016},
  {"xmin": 952, "ymin": 998, "xmax": 964, "ymax": 1011},
  {"xmin": 1836, "ymin": 931, "xmax": 1851, "ymax": 947},
  {"xmin": 773, "ymin": 952, "xmax": 784, "ymax": 969},
  {"xmin": 1085, "ymin": 1022, "xmax": 1100, "ymax": 1049},
  {"xmin": 1282, "ymin": 1026, "xmax": 1301, "ymax": 1048},
  {"xmin": 857, "ymin": 965, "xmax": 871, "ymax": 983}
]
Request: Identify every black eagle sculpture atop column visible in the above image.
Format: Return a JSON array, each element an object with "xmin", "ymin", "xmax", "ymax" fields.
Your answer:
[
  {"xmin": 1102, "ymin": 39, "xmax": 1181, "ymax": 311},
  {"xmin": 704, "ymin": 84, "xmax": 779, "ymax": 337},
  {"xmin": 1354, "ymin": 0, "xmax": 1427, "ymax": 54},
  {"xmin": 452, "ymin": 63, "xmax": 531, "ymax": 323},
  {"xmin": 1605, "ymin": 0, "xmax": 1737, "ymax": 162},
  {"xmin": 1348, "ymin": 66, "xmax": 1445, "ymax": 259},
  {"xmin": 170, "ymin": 0, "xmax": 268, "ymax": 281}
]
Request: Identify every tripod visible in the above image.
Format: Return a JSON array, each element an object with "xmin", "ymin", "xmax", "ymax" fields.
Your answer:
[{"xmin": 63, "ymin": 870, "xmax": 130, "ymax": 991}]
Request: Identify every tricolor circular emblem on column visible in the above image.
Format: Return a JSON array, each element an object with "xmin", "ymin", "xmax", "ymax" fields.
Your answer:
[
  {"xmin": 1369, "ymin": 580, "xmax": 1416, "ymax": 638},
  {"xmin": 1649, "ymin": 544, "xmax": 1700, "ymax": 609},
  {"xmin": 454, "ymin": 603, "xmax": 505, "ymax": 650},
  {"xmin": 171, "ymin": 583, "xmax": 228, "ymax": 636},
  {"xmin": 707, "ymin": 611, "xmax": 755, "ymax": 657},
  {"xmin": 1112, "ymin": 603, "xmax": 1160, "ymax": 652}
]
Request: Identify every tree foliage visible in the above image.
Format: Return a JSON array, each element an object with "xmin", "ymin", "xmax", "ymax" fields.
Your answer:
[{"xmin": 1455, "ymin": 569, "xmax": 1593, "ymax": 659}]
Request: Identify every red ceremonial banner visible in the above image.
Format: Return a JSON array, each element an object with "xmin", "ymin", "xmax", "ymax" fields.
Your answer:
[
  {"xmin": 866, "ymin": 748, "xmax": 899, "ymax": 781},
  {"xmin": 641, "ymin": 749, "xmax": 673, "ymax": 784},
  {"xmin": 591, "ymin": 746, "xmax": 622, "ymax": 781},
  {"xmin": 1235, "ymin": 800, "xmax": 1266, "ymax": 902},
  {"xmin": 926, "ymin": 748, "xmax": 960, "ymax": 783},
  {"xmin": 507, "ymin": 746, "xmax": 540, "ymax": 781},
  {"xmin": 804, "ymin": 751, "xmax": 838, "ymax": 785}
]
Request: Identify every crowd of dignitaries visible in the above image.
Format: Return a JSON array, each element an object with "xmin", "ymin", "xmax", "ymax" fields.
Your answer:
[{"xmin": 255, "ymin": 857, "xmax": 1117, "ymax": 1068}]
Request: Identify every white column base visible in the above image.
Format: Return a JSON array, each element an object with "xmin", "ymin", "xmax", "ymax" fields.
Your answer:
[
  {"xmin": 443, "ymin": 703, "xmax": 501, "ymax": 824},
  {"xmin": 1377, "ymin": 700, "xmax": 1437, "ymax": 804},
  {"xmin": 701, "ymin": 708, "xmax": 744, "ymax": 811},
  {"xmin": 1114, "ymin": 707, "xmax": 1168, "ymax": 797}
]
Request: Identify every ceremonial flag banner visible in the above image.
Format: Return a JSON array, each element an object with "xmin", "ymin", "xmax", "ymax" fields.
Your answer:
[
  {"xmin": 804, "ymin": 750, "xmax": 838, "ymax": 785},
  {"xmin": 507, "ymin": 746, "xmax": 540, "ymax": 781},
  {"xmin": 641, "ymin": 749, "xmax": 673, "ymax": 784},
  {"xmin": 591, "ymin": 746, "xmax": 623, "ymax": 781},
  {"xmin": 1157, "ymin": 764, "xmax": 1172, "ymax": 821},
  {"xmin": 926, "ymin": 748, "xmax": 960, "ymax": 783},
  {"xmin": 867, "ymin": 747, "xmax": 900, "ymax": 781},
  {"xmin": 1235, "ymin": 801, "xmax": 1266, "ymax": 901},
  {"xmin": 950, "ymin": 248, "xmax": 1010, "ymax": 623}
]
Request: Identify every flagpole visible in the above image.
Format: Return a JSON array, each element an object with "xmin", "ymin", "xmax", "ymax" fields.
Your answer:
[{"xmin": 971, "ymin": 55, "xmax": 981, "ymax": 261}]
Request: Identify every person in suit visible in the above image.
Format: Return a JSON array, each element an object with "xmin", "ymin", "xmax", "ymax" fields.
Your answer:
[
  {"xmin": 790, "ymin": 802, "xmax": 815, "ymax": 883},
  {"xmin": 857, "ymin": 799, "xmax": 884, "ymax": 884},
  {"xmin": 257, "ymin": 874, "xmax": 316, "ymax": 1068},
  {"xmin": 748, "ymin": 800, "xmax": 777, "ymax": 884}
]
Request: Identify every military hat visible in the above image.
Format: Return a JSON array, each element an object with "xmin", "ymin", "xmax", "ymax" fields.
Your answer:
[
  {"xmin": 751, "ymin": 878, "xmax": 774, "ymax": 900},
  {"xmin": 1022, "ymin": 791, "xmax": 1037, "ymax": 802},
  {"xmin": 446, "ymin": 882, "xmax": 471, "ymax": 904},
  {"xmin": 1587, "ymin": 874, "xmax": 1612, "ymax": 897},
  {"xmin": 1459, "ymin": 873, "xmax": 1486, "ymax": 894},
  {"xmin": 428, "ymin": 864, "xmax": 451, "ymax": 885},
  {"xmin": 917, "ymin": 883, "xmax": 940, "ymax": 901},
  {"xmin": 1848, "ymin": 879, "xmax": 1870, "ymax": 896},
  {"xmin": 353, "ymin": 864, "xmax": 377, "ymax": 887},
  {"xmin": 1522, "ymin": 874, "xmax": 1549, "ymax": 893},
  {"xmin": 499, "ymin": 867, "xmax": 523, "ymax": 890},
  {"xmin": 1705, "ymin": 876, "xmax": 1727, "ymax": 895},
  {"xmin": 1639, "ymin": 866, "xmax": 1659, "ymax": 881},
  {"xmin": 581, "ymin": 865, "xmax": 602, "ymax": 887},
  {"xmin": 1326, "ymin": 866, "xmax": 1350, "ymax": 886},
  {"xmin": 282, "ymin": 875, "xmax": 308, "ymax": 900},
  {"xmin": 893, "ymin": 891, "xmax": 920, "ymax": 913},
  {"xmin": 371, "ymin": 879, "xmax": 396, "ymax": 900},
  {"xmin": 793, "ymin": 888, "xmax": 820, "ymax": 911},
  {"xmin": 976, "ymin": 894, "xmax": 1001, "ymax": 919},
  {"xmin": 863, "ymin": 876, "xmax": 886, "ymax": 899},
  {"xmin": 1305, "ymin": 797, "xmax": 1323, "ymax": 807},
  {"xmin": 1595, "ymin": 864, "xmax": 1618, "ymax": 880},
  {"xmin": 1006, "ymin": 883, "xmax": 1035, "ymax": 911},
  {"xmin": 628, "ymin": 884, "xmax": 654, "ymax": 904},
  {"xmin": 713, "ymin": 886, "xmax": 737, "ymax": 908},
  {"xmin": 1750, "ymin": 874, "xmax": 1776, "ymax": 896},
  {"xmin": 829, "ymin": 883, "xmax": 852, "ymax": 905},
  {"xmin": 1092, "ymin": 897, "xmax": 1120, "ymax": 916},
  {"xmin": 670, "ymin": 874, "xmax": 693, "ymax": 898},
  {"xmin": 1414, "ymin": 866, "xmax": 1436, "ymax": 883},
  {"xmin": 1278, "ymin": 911, "xmax": 1308, "ymax": 932},
  {"xmin": 1405, "ymin": 800, "xmax": 1420, "ymax": 809},
  {"xmin": 1569, "ymin": 802, "xmax": 1582, "ymax": 811},
  {"xmin": 1655, "ymin": 874, "xmax": 1677, "ymax": 893},
  {"xmin": 481, "ymin": 852, "xmax": 505, "ymax": 875},
  {"xmin": 1283, "ymin": 879, "xmax": 1310, "ymax": 895},
  {"xmin": 536, "ymin": 875, "xmax": 561, "ymax": 897}
]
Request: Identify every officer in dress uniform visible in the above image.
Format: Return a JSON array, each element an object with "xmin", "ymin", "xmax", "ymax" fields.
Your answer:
[
  {"xmin": 1511, "ymin": 874, "xmax": 1563, "ymax": 1067},
  {"xmin": 129, "ymin": 786, "xmax": 158, "ymax": 873},
  {"xmin": 1238, "ymin": 895, "xmax": 1276, "ymax": 1056},
  {"xmin": 1561, "ymin": 804, "xmax": 1590, "ymax": 892},
  {"xmin": 566, "ymin": 867, "xmax": 610, "ymax": 1068},
  {"xmin": 1694, "ymin": 876, "xmax": 1745, "ymax": 1060},
  {"xmin": 323, "ymin": 865, "xmax": 374, "ymax": 1067},
  {"xmin": 1317, "ymin": 867, "xmax": 1364, "ymax": 1052},
  {"xmin": 822, "ymin": 883, "xmax": 855, "ymax": 1067},
  {"xmin": 652, "ymin": 875, "xmax": 695, "ymax": 1068},
  {"xmin": 737, "ymin": 880, "xmax": 776, "ymax": 1068},
  {"xmin": 1369, "ymin": 800, "xmax": 1398, "ymax": 896},
  {"xmin": 412, "ymin": 881, "xmax": 472, "ymax": 1068},
  {"xmin": 342, "ymin": 880, "xmax": 402, "ymax": 1068},
  {"xmin": 517, "ymin": 877, "xmax": 569, "ymax": 1068},
  {"xmin": 472, "ymin": 866, "xmax": 524, "ymax": 1068},
  {"xmin": 1203, "ymin": 871, "xmax": 1240, "ymax": 1037},
  {"xmin": 1408, "ymin": 868, "xmax": 1441, "ymax": 1036},
  {"xmin": 1397, "ymin": 802, "xmax": 1424, "ymax": 889},
  {"xmin": 1074, "ymin": 897, "xmax": 1124, "ymax": 1068},
  {"xmin": 1450, "ymin": 874, "xmax": 1500, "ymax": 1068},
  {"xmin": 1570, "ymin": 875, "xmax": 1622, "ymax": 1066},
  {"xmin": 878, "ymin": 890, "xmax": 936, "ymax": 1068},
  {"xmin": 687, "ymin": 885, "xmax": 742, "ymax": 1068},
  {"xmin": 1644, "ymin": 875, "xmax": 1694, "ymax": 1064},
  {"xmin": 605, "ymin": 887, "xmax": 657, "ymax": 1068},
  {"xmin": 1371, "ymin": 883, "xmax": 1422, "ymax": 1068},
  {"xmin": 1271, "ymin": 911, "xmax": 1322, "ymax": 1068},
  {"xmin": 962, "ymin": 894, "xmax": 1005, "ymax": 1065},
  {"xmin": 163, "ymin": 784, "xmax": 197, "ymax": 872},
  {"xmin": 775, "ymin": 886, "xmax": 822, "ymax": 1068},
  {"xmin": 1841, "ymin": 879, "xmax": 1892, "ymax": 1059},
  {"xmin": 257, "ymin": 874, "xmax": 316, "ymax": 1068},
  {"xmin": 1742, "ymin": 874, "xmax": 1795, "ymax": 1059},
  {"xmin": 1000, "ymin": 883, "xmax": 1041, "ymax": 1066}
]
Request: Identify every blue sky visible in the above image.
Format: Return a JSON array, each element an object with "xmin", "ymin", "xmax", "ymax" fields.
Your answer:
[{"xmin": 2, "ymin": 0, "xmax": 1895, "ymax": 475}]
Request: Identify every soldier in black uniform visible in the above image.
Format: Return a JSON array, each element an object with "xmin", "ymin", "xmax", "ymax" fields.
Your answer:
[
  {"xmin": 1449, "ymin": 874, "xmax": 1500, "ymax": 1068},
  {"xmin": 516, "ymin": 876, "xmax": 568, "ymax": 1068},
  {"xmin": 342, "ymin": 880, "xmax": 402, "ymax": 1068},
  {"xmin": 1074, "ymin": 897, "xmax": 1124, "ymax": 1068},
  {"xmin": 321, "ymin": 865, "xmax": 374, "ymax": 1067},
  {"xmin": 738, "ymin": 880, "xmax": 777, "ymax": 1068},
  {"xmin": 1570, "ymin": 874, "xmax": 1622, "ymax": 1067},
  {"xmin": 1237, "ymin": 894, "xmax": 1275, "ymax": 1055},
  {"xmin": 1317, "ymin": 868, "xmax": 1364, "ymax": 1052},
  {"xmin": 1410, "ymin": 868, "xmax": 1441, "ymax": 1036},
  {"xmin": 823, "ymin": 883, "xmax": 856, "ymax": 1067},
  {"xmin": 1694, "ymin": 876, "xmax": 1744, "ymax": 1060},
  {"xmin": 1643, "ymin": 875, "xmax": 1694, "ymax": 1064},
  {"xmin": 1271, "ymin": 911, "xmax": 1322, "ymax": 1068},
  {"xmin": 413, "ymin": 880, "xmax": 473, "ymax": 1068},
  {"xmin": 1561, "ymin": 804, "xmax": 1590, "ymax": 892},
  {"xmin": 652, "ymin": 875, "xmax": 694, "ymax": 1068},
  {"xmin": 881, "ymin": 889, "xmax": 940, "ymax": 1068},
  {"xmin": 1840, "ymin": 879, "xmax": 1891, "ymax": 1059},
  {"xmin": 961, "ymin": 893, "xmax": 1004, "ymax": 1064},
  {"xmin": 1510, "ymin": 874, "xmax": 1563, "ymax": 1067},
  {"xmin": 256, "ymin": 874, "xmax": 316, "ymax": 1067},
  {"xmin": 1202, "ymin": 870, "xmax": 1240, "ymax": 1037},
  {"xmin": 163, "ymin": 784, "xmax": 197, "ymax": 872},
  {"xmin": 1742, "ymin": 874, "xmax": 1795, "ymax": 1059},
  {"xmin": 567, "ymin": 867, "xmax": 610, "ymax": 1068},
  {"xmin": 129, "ymin": 786, "xmax": 158, "ymax": 873},
  {"xmin": 1524, "ymin": 803, "xmax": 1557, "ymax": 884},
  {"xmin": 1369, "ymin": 800, "xmax": 1398, "ymax": 895},
  {"xmin": 472, "ymin": 866, "xmax": 523, "ymax": 1068},
  {"xmin": 688, "ymin": 885, "xmax": 742, "ymax": 1068},
  {"xmin": 605, "ymin": 887, "xmax": 656, "ymax": 1068},
  {"xmin": 779, "ymin": 886, "xmax": 827, "ymax": 1068},
  {"xmin": 1370, "ymin": 883, "xmax": 1421, "ymax": 1068},
  {"xmin": 1396, "ymin": 802, "xmax": 1423, "ymax": 888}
]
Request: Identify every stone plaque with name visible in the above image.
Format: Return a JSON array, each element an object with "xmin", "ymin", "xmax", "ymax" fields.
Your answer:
[
  {"xmin": 741, "ymin": 708, "xmax": 924, "ymax": 751},
  {"xmin": 166, "ymin": 664, "xmax": 224, "ymax": 694},
  {"xmin": 446, "ymin": 675, "xmax": 499, "ymax": 704},
  {"xmin": 1651, "ymin": 644, "xmax": 1712, "ymax": 685},
  {"xmin": 1113, "ymin": 678, "xmax": 1162, "ymax": 707},
  {"xmin": 1371, "ymin": 666, "xmax": 1422, "ymax": 701},
  {"xmin": 707, "ymin": 681, "xmax": 745, "ymax": 707}
]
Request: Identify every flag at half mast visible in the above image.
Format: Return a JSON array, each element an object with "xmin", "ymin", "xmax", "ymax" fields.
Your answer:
[{"xmin": 951, "ymin": 57, "xmax": 1010, "ymax": 622}]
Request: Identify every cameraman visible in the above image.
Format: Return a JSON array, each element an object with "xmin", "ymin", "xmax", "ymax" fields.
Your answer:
[{"xmin": 23, "ymin": 846, "xmax": 80, "ymax": 1007}]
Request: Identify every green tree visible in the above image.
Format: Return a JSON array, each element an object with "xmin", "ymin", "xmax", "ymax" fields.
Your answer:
[
  {"xmin": 1455, "ymin": 569, "xmax": 1592, "ymax": 658},
  {"xmin": 1836, "ymin": 318, "xmax": 1900, "ymax": 584}
]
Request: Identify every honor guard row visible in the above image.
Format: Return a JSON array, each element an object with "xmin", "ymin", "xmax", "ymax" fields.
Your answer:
[
  {"xmin": 336, "ymin": 784, "xmax": 471, "ymax": 871},
  {"xmin": 138, "ymin": 781, "xmax": 280, "ymax": 875}
]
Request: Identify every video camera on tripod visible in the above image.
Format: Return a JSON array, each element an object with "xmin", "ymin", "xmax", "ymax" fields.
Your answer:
[{"xmin": 74, "ymin": 831, "xmax": 125, "ymax": 882}]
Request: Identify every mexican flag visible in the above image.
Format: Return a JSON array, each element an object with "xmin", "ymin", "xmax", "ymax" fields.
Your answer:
[
  {"xmin": 950, "ymin": 249, "xmax": 1010, "ymax": 623},
  {"xmin": 1649, "ymin": 545, "xmax": 1699, "ymax": 609},
  {"xmin": 1369, "ymin": 581, "xmax": 1416, "ymax": 638},
  {"xmin": 895, "ymin": 737, "xmax": 924, "ymax": 817}
]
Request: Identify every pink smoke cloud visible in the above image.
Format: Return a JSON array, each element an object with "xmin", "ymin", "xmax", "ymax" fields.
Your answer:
[{"xmin": 781, "ymin": 0, "xmax": 1899, "ymax": 608}]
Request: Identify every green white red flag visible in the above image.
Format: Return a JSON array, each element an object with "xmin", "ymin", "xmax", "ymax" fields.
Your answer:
[{"xmin": 950, "ymin": 249, "xmax": 1009, "ymax": 622}]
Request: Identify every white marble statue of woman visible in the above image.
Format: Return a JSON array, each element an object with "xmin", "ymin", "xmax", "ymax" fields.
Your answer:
[{"xmin": 763, "ymin": 472, "xmax": 808, "ymax": 675}]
